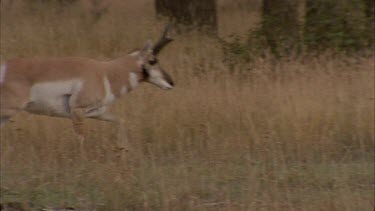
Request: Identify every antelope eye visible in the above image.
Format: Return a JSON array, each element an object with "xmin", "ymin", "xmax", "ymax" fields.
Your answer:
[
  {"xmin": 149, "ymin": 59, "xmax": 158, "ymax": 65},
  {"xmin": 142, "ymin": 65, "xmax": 149, "ymax": 78}
]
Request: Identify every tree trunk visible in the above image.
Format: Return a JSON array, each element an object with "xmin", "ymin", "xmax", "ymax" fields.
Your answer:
[
  {"xmin": 363, "ymin": 0, "xmax": 374, "ymax": 47},
  {"xmin": 261, "ymin": 0, "xmax": 300, "ymax": 56},
  {"xmin": 155, "ymin": 0, "xmax": 217, "ymax": 33}
]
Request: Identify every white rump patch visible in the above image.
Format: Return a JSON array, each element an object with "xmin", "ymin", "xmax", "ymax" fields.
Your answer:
[
  {"xmin": 0, "ymin": 64, "xmax": 7, "ymax": 84},
  {"xmin": 129, "ymin": 72, "xmax": 139, "ymax": 89},
  {"xmin": 103, "ymin": 77, "xmax": 115, "ymax": 104}
]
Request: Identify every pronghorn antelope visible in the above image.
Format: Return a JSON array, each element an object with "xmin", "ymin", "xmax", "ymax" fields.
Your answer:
[{"xmin": 0, "ymin": 25, "xmax": 174, "ymax": 144}]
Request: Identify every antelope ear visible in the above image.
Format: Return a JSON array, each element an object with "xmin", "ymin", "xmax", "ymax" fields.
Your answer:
[
  {"xmin": 141, "ymin": 40, "xmax": 154, "ymax": 54},
  {"xmin": 128, "ymin": 50, "xmax": 141, "ymax": 57}
]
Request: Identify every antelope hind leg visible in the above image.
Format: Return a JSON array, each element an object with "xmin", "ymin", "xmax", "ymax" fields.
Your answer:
[{"xmin": 71, "ymin": 108, "xmax": 86, "ymax": 156}]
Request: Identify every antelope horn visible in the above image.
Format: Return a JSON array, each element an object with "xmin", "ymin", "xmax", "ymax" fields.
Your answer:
[{"xmin": 153, "ymin": 24, "xmax": 173, "ymax": 55}]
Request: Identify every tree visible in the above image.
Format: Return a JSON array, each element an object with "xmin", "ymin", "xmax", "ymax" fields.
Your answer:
[
  {"xmin": 304, "ymin": 0, "xmax": 366, "ymax": 52},
  {"xmin": 155, "ymin": 0, "xmax": 217, "ymax": 33},
  {"xmin": 261, "ymin": 0, "xmax": 300, "ymax": 56},
  {"xmin": 363, "ymin": 0, "xmax": 374, "ymax": 47}
]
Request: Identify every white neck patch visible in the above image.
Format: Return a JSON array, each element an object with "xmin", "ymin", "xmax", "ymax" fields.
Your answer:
[
  {"xmin": 120, "ymin": 86, "xmax": 128, "ymax": 95},
  {"xmin": 0, "ymin": 64, "xmax": 7, "ymax": 84},
  {"xmin": 103, "ymin": 77, "xmax": 115, "ymax": 104},
  {"xmin": 129, "ymin": 72, "xmax": 139, "ymax": 89}
]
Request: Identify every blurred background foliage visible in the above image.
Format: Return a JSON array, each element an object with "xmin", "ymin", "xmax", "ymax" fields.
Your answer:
[
  {"xmin": 1, "ymin": 1, "xmax": 374, "ymax": 210},
  {"xmin": 221, "ymin": 0, "xmax": 374, "ymax": 66},
  {"xmin": 5, "ymin": 0, "xmax": 373, "ymax": 61}
]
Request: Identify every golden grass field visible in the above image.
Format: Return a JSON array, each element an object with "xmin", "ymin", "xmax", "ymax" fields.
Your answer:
[{"xmin": 1, "ymin": 0, "xmax": 374, "ymax": 210}]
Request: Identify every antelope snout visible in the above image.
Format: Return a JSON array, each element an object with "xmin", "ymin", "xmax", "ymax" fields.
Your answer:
[{"xmin": 162, "ymin": 81, "xmax": 174, "ymax": 90}]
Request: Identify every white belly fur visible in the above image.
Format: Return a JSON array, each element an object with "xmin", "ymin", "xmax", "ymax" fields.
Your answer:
[{"xmin": 25, "ymin": 79, "xmax": 83, "ymax": 117}]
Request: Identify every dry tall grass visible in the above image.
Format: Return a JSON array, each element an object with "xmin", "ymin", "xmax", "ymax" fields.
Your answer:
[{"xmin": 1, "ymin": 1, "xmax": 374, "ymax": 210}]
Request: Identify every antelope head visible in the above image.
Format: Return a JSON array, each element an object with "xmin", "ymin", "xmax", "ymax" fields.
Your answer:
[{"xmin": 131, "ymin": 25, "xmax": 175, "ymax": 90}]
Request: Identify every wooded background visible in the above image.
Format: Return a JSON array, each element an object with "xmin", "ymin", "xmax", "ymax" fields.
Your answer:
[
  {"xmin": 0, "ymin": 1, "xmax": 374, "ymax": 210},
  {"xmin": 3, "ymin": 0, "xmax": 373, "ymax": 56}
]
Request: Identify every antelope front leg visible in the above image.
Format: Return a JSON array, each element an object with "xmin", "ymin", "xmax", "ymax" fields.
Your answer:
[
  {"xmin": 71, "ymin": 108, "xmax": 86, "ymax": 157},
  {"xmin": 89, "ymin": 113, "xmax": 130, "ymax": 158},
  {"xmin": 90, "ymin": 112, "xmax": 131, "ymax": 180}
]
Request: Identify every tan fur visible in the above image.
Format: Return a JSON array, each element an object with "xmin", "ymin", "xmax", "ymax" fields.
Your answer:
[
  {"xmin": 0, "ymin": 55, "xmax": 150, "ymax": 157},
  {"xmin": 0, "ymin": 26, "xmax": 174, "ymax": 154},
  {"xmin": 1, "ymin": 56, "xmax": 142, "ymax": 114}
]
